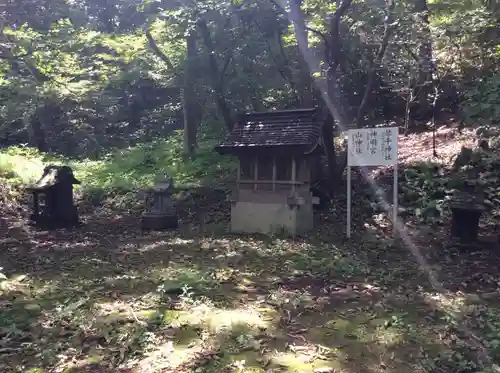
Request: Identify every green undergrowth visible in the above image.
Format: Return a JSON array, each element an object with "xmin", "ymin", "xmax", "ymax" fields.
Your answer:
[
  {"xmin": 399, "ymin": 144, "xmax": 500, "ymax": 223},
  {"xmin": 0, "ymin": 131, "xmax": 236, "ymax": 203}
]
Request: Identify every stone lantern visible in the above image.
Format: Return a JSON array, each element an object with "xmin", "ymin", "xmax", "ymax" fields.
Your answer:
[{"xmin": 141, "ymin": 176, "xmax": 178, "ymax": 230}]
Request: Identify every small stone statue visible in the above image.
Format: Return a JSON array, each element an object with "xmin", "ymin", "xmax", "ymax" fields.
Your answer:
[{"xmin": 141, "ymin": 175, "xmax": 178, "ymax": 231}]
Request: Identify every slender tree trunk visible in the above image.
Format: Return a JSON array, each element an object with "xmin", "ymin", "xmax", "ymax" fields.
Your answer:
[
  {"xmin": 28, "ymin": 117, "xmax": 47, "ymax": 152},
  {"xmin": 183, "ymin": 31, "xmax": 199, "ymax": 157},
  {"xmin": 414, "ymin": 0, "xmax": 433, "ymax": 107},
  {"xmin": 289, "ymin": 0, "xmax": 313, "ymax": 107},
  {"xmin": 269, "ymin": 29, "xmax": 301, "ymax": 104},
  {"xmin": 322, "ymin": 0, "xmax": 353, "ymax": 195},
  {"xmin": 197, "ymin": 18, "xmax": 233, "ymax": 131},
  {"xmin": 355, "ymin": 0, "xmax": 396, "ymax": 127}
]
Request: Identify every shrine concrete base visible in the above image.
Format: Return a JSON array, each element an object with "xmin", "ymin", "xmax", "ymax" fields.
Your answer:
[
  {"xmin": 141, "ymin": 212, "xmax": 178, "ymax": 231},
  {"xmin": 230, "ymin": 201, "xmax": 313, "ymax": 236}
]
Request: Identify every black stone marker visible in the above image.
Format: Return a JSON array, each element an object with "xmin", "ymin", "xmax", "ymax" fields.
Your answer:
[
  {"xmin": 28, "ymin": 165, "xmax": 81, "ymax": 228},
  {"xmin": 450, "ymin": 192, "xmax": 486, "ymax": 245}
]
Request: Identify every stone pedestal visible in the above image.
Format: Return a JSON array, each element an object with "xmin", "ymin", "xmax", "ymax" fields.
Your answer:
[
  {"xmin": 450, "ymin": 192, "xmax": 486, "ymax": 245},
  {"xmin": 141, "ymin": 213, "xmax": 178, "ymax": 230},
  {"xmin": 450, "ymin": 204, "xmax": 485, "ymax": 244},
  {"xmin": 229, "ymin": 195, "xmax": 313, "ymax": 236}
]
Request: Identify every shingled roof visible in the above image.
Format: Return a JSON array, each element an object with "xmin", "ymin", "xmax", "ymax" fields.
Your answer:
[{"xmin": 215, "ymin": 108, "xmax": 322, "ymax": 155}]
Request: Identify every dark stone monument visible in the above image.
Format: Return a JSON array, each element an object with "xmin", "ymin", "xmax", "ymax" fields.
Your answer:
[
  {"xmin": 141, "ymin": 176, "xmax": 178, "ymax": 231},
  {"xmin": 28, "ymin": 165, "xmax": 81, "ymax": 228}
]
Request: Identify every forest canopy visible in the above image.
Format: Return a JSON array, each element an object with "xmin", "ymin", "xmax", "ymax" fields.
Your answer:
[{"xmin": 0, "ymin": 0, "xmax": 499, "ymax": 158}]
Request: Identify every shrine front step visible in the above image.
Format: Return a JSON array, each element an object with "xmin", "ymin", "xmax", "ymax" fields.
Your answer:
[{"xmin": 141, "ymin": 213, "xmax": 179, "ymax": 231}]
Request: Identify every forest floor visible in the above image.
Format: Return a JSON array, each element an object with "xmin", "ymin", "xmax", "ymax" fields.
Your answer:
[{"xmin": 1, "ymin": 128, "xmax": 500, "ymax": 373}]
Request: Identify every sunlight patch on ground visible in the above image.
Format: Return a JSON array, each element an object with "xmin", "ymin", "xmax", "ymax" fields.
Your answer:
[
  {"xmin": 173, "ymin": 304, "xmax": 272, "ymax": 333},
  {"xmin": 271, "ymin": 351, "xmax": 344, "ymax": 373},
  {"xmin": 373, "ymin": 327, "xmax": 405, "ymax": 346},
  {"xmin": 205, "ymin": 237, "xmax": 314, "ymax": 256},
  {"xmin": 204, "ymin": 308, "xmax": 269, "ymax": 333},
  {"xmin": 132, "ymin": 304, "xmax": 273, "ymax": 373},
  {"xmin": 170, "ymin": 238, "xmax": 196, "ymax": 245},
  {"xmin": 0, "ymin": 273, "xmax": 30, "ymax": 293},
  {"xmin": 132, "ymin": 241, "xmax": 173, "ymax": 253},
  {"xmin": 16, "ymin": 278, "xmax": 62, "ymax": 300},
  {"xmin": 134, "ymin": 341, "xmax": 203, "ymax": 373},
  {"xmin": 423, "ymin": 291, "xmax": 467, "ymax": 313},
  {"xmin": 95, "ymin": 301, "xmax": 151, "ymax": 322}
]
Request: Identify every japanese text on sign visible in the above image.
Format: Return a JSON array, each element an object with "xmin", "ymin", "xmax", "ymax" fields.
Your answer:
[{"xmin": 347, "ymin": 127, "xmax": 398, "ymax": 166}]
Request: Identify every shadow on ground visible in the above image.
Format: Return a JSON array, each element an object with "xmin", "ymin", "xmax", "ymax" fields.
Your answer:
[{"xmin": 1, "ymin": 202, "xmax": 499, "ymax": 373}]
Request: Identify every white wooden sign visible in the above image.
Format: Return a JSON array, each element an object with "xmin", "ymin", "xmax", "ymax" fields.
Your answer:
[
  {"xmin": 346, "ymin": 127, "xmax": 399, "ymax": 238},
  {"xmin": 347, "ymin": 127, "xmax": 398, "ymax": 166}
]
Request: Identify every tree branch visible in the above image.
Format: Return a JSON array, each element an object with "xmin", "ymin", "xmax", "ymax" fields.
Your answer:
[
  {"xmin": 403, "ymin": 43, "xmax": 419, "ymax": 63},
  {"xmin": 145, "ymin": 29, "xmax": 174, "ymax": 70},
  {"xmin": 264, "ymin": 32, "xmax": 300, "ymax": 103},
  {"xmin": 220, "ymin": 53, "xmax": 233, "ymax": 84},
  {"xmin": 267, "ymin": 0, "xmax": 286, "ymax": 13},
  {"xmin": 328, "ymin": 0, "xmax": 353, "ymax": 68},
  {"xmin": 305, "ymin": 26, "xmax": 329, "ymax": 48}
]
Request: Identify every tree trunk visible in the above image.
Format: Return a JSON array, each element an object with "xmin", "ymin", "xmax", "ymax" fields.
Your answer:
[
  {"xmin": 355, "ymin": 0, "xmax": 396, "ymax": 127},
  {"xmin": 289, "ymin": 0, "xmax": 313, "ymax": 107},
  {"xmin": 265, "ymin": 29, "xmax": 301, "ymax": 104},
  {"xmin": 197, "ymin": 18, "xmax": 233, "ymax": 131},
  {"xmin": 183, "ymin": 31, "xmax": 199, "ymax": 157},
  {"xmin": 28, "ymin": 116, "xmax": 47, "ymax": 152},
  {"xmin": 322, "ymin": 0, "xmax": 353, "ymax": 195},
  {"xmin": 414, "ymin": 0, "xmax": 433, "ymax": 107}
]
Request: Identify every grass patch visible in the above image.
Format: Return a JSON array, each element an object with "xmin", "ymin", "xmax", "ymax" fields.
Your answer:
[{"xmin": 0, "ymin": 132, "xmax": 236, "ymax": 202}]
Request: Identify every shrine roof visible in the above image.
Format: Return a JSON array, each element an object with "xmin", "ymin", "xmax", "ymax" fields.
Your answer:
[
  {"xmin": 215, "ymin": 108, "xmax": 322, "ymax": 155},
  {"xmin": 27, "ymin": 165, "xmax": 80, "ymax": 191}
]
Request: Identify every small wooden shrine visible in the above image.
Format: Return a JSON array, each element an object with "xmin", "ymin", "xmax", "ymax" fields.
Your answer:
[
  {"xmin": 215, "ymin": 108, "xmax": 322, "ymax": 236},
  {"xmin": 28, "ymin": 165, "xmax": 80, "ymax": 228}
]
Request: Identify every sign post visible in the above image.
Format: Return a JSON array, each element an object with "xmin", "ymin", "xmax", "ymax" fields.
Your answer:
[{"xmin": 346, "ymin": 127, "xmax": 399, "ymax": 238}]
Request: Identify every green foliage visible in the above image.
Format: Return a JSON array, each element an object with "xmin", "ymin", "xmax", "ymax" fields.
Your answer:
[
  {"xmin": 401, "ymin": 162, "xmax": 451, "ymax": 222},
  {"xmin": 0, "ymin": 146, "xmax": 57, "ymax": 184},
  {"xmin": 425, "ymin": 306, "xmax": 500, "ymax": 373},
  {"xmin": 286, "ymin": 245, "xmax": 370, "ymax": 278},
  {"xmin": 2, "ymin": 0, "xmax": 499, "ymax": 157},
  {"xmin": 462, "ymin": 74, "xmax": 500, "ymax": 124},
  {"xmin": 401, "ymin": 145, "xmax": 500, "ymax": 223}
]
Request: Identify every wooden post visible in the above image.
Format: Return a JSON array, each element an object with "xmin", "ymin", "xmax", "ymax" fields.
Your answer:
[
  {"xmin": 393, "ymin": 162, "xmax": 398, "ymax": 236},
  {"xmin": 254, "ymin": 156, "xmax": 258, "ymax": 191},
  {"xmin": 236, "ymin": 158, "xmax": 240, "ymax": 190},
  {"xmin": 272, "ymin": 157, "xmax": 277, "ymax": 192},
  {"xmin": 347, "ymin": 164, "xmax": 351, "ymax": 238}
]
